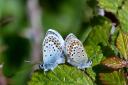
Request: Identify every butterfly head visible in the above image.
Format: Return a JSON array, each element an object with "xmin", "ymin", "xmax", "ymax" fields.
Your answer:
[
  {"xmin": 85, "ymin": 59, "xmax": 92, "ymax": 67},
  {"xmin": 39, "ymin": 64, "xmax": 44, "ymax": 69},
  {"xmin": 77, "ymin": 59, "xmax": 92, "ymax": 69},
  {"xmin": 39, "ymin": 64, "xmax": 50, "ymax": 71},
  {"xmin": 39, "ymin": 63, "xmax": 57, "ymax": 71}
]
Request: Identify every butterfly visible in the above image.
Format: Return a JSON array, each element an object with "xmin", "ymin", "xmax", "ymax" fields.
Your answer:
[
  {"xmin": 64, "ymin": 33, "xmax": 92, "ymax": 69},
  {"xmin": 39, "ymin": 29, "xmax": 65, "ymax": 71}
]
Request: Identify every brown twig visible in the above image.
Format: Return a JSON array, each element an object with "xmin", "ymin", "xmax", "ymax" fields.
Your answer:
[{"xmin": 27, "ymin": 0, "xmax": 44, "ymax": 70}]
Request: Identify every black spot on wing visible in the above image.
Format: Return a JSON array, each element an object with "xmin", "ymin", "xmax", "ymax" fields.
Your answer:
[
  {"xmin": 44, "ymin": 50, "xmax": 46, "ymax": 52},
  {"xmin": 71, "ymin": 58, "xmax": 74, "ymax": 60}
]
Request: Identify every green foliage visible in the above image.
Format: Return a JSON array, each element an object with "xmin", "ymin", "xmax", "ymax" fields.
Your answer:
[
  {"xmin": 98, "ymin": 0, "xmax": 128, "ymax": 32},
  {"xmin": 118, "ymin": 0, "xmax": 128, "ymax": 32},
  {"xmin": 11, "ymin": 63, "xmax": 33, "ymax": 85},
  {"xmin": 98, "ymin": 0, "xmax": 122, "ymax": 13},
  {"xmin": 84, "ymin": 16, "xmax": 113, "ymax": 81},
  {"xmin": 85, "ymin": 16, "xmax": 111, "ymax": 46},
  {"xmin": 0, "ymin": 0, "xmax": 27, "ymax": 34},
  {"xmin": 116, "ymin": 31, "xmax": 128, "ymax": 60},
  {"xmin": 28, "ymin": 65, "xmax": 94, "ymax": 85},
  {"xmin": 99, "ymin": 70, "xmax": 127, "ymax": 85},
  {"xmin": 97, "ymin": 0, "xmax": 128, "ymax": 84}
]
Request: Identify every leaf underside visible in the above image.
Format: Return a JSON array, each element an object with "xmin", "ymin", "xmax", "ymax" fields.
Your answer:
[
  {"xmin": 101, "ymin": 56, "xmax": 127, "ymax": 69},
  {"xmin": 116, "ymin": 31, "xmax": 128, "ymax": 60}
]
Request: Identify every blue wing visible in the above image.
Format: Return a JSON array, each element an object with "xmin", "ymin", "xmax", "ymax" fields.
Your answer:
[{"xmin": 40, "ymin": 29, "xmax": 65, "ymax": 71}]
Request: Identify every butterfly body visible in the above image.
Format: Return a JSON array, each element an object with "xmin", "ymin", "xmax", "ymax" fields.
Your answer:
[
  {"xmin": 40, "ymin": 29, "xmax": 65, "ymax": 71},
  {"xmin": 65, "ymin": 33, "xmax": 92, "ymax": 69}
]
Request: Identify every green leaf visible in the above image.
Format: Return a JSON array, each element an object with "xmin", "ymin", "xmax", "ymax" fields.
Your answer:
[
  {"xmin": 116, "ymin": 31, "xmax": 128, "ymax": 60},
  {"xmin": 85, "ymin": 16, "xmax": 111, "ymax": 46},
  {"xmin": 84, "ymin": 17, "xmax": 112, "ymax": 81},
  {"xmin": 85, "ymin": 17, "xmax": 112, "ymax": 66},
  {"xmin": 28, "ymin": 65, "xmax": 94, "ymax": 85},
  {"xmin": 118, "ymin": 0, "xmax": 128, "ymax": 32},
  {"xmin": 99, "ymin": 70, "xmax": 127, "ymax": 85},
  {"xmin": 98, "ymin": 0, "xmax": 128, "ymax": 32},
  {"xmin": 85, "ymin": 45, "xmax": 104, "ymax": 81},
  {"xmin": 98, "ymin": 0, "xmax": 122, "ymax": 13}
]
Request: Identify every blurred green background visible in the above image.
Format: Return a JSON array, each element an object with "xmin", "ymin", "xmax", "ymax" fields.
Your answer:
[{"xmin": 0, "ymin": 0, "xmax": 128, "ymax": 85}]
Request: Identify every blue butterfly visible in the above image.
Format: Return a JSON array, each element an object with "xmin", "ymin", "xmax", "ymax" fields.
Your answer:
[
  {"xmin": 65, "ymin": 33, "xmax": 92, "ymax": 69},
  {"xmin": 39, "ymin": 29, "xmax": 65, "ymax": 71}
]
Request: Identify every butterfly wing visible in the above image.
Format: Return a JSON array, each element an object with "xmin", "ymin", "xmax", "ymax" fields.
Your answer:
[
  {"xmin": 40, "ymin": 29, "xmax": 65, "ymax": 71},
  {"xmin": 65, "ymin": 33, "xmax": 92, "ymax": 69}
]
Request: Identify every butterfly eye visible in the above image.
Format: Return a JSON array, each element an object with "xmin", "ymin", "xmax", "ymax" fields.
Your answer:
[
  {"xmin": 41, "ymin": 64, "xmax": 43, "ymax": 67},
  {"xmin": 87, "ymin": 59, "xmax": 92, "ymax": 65},
  {"xmin": 39, "ymin": 64, "xmax": 44, "ymax": 69}
]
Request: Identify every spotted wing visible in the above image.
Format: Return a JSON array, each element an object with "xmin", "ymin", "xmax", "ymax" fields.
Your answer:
[
  {"xmin": 40, "ymin": 29, "xmax": 65, "ymax": 71},
  {"xmin": 65, "ymin": 33, "xmax": 92, "ymax": 69}
]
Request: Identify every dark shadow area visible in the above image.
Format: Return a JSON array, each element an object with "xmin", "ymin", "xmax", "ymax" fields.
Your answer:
[
  {"xmin": 3, "ymin": 34, "xmax": 31, "ymax": 77},
  {"xmin": 78, "ymin": 22, "xmax": 90, "ymax": 39},
  {"xmin": 105, "ymin": 11, "xmax": 119, "ymax": 27},
  {"xmin": 98, "ymin": 43, "xmax": 115, "ymax": 57},
  {"xmin": 87, "ymin": 0, "xmax": 98, "ymax": 9},
  {"xmin": 92, "ymin": 64, "xmax": 116, "ymax": 85},
  {"xmin": 90, "ymin": 15, "xmax": 107, "ymax": 27},
  {"xmin": 39, "ymin": 0, "xmax": 65, "ymax": 13}
]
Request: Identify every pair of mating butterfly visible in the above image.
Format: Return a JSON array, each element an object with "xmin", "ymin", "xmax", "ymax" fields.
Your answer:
[{"xmin": 39, "ymin": 29, "xmax": 92, "ymax": 71}]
